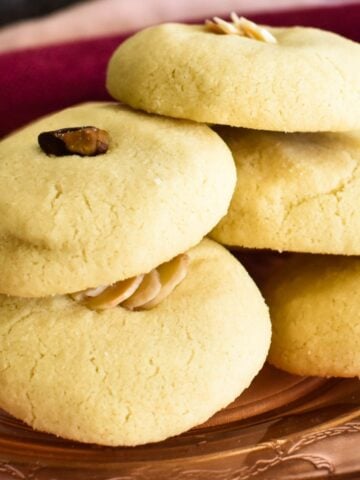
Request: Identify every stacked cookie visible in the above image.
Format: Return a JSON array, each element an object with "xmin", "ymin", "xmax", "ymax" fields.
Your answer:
[
  {"xmin": 107, "ymin": 14, "xmax": 360, "ymax": 379},
  {"xmin": 1, "ymin": 12, "xmax": 359, "ymax": 448},
  {"xmin": 211, "ymin": 130, "xmax": 360, "ymax": 378},
  {"xmin": 0, "ymin": 78, "xmax": 271, "ymax": 443}
]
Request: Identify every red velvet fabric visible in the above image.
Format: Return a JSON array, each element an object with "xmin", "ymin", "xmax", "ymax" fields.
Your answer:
[{"xmin": 0, "ymin": 3, "xmax": 359, "ymax": 138}]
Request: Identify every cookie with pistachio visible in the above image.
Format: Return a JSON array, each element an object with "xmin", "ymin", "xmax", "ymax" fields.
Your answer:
[{"xmin": 0, "ymin": 102, "xmax": 235, "ymax": 297}]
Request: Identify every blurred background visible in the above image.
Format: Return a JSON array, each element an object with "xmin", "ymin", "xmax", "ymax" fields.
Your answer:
[{"xmin": 0, "ymin": 0, "xmax": 358, "ymax": 53}]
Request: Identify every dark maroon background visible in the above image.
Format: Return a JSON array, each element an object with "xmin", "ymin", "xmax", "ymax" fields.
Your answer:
[{"xmin": 0, "ymin": 3, "xmax": 359, "ymax": 138}]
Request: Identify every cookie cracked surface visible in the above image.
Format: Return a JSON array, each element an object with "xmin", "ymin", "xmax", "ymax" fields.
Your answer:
[
  {"xmin": 263, "ymin": 253, "xmax": 360, "ymax": 378},
  {"xmin": 211, "ymin": 128, "xmax": 360, "ymax": 255},
  {"xmin": 0, "ymin": 240, "xmax": 271, "ymax": 446},
  {"xmin": 107, "ymin": 23, "xmax": 360, "ymax": 131},
  {"xmin": 0, "ymin": 102, "xmax": 235, "ymax": 297}
]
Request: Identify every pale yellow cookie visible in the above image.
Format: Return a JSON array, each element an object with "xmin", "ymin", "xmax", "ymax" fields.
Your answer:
[
  {"xmin": 211, "ymin": 128, "xmax": 360, "ymax": 255},
  {"xmin": 0, "ymin": 102, "xmax": 235, "ymax": 297},
  {"xmin": 106, "ymin": 23, "xmax": 360, "ymax": 132},
  {"xmin": 263, "ymin": 253, "xmax": 360, "ymax": 377},
  {"xmin": 0, "ymin": 240, "xmax": 271, "ymax": 446}
]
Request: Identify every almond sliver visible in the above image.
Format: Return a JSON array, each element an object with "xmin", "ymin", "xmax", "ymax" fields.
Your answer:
[
  {"xmin": 85, "ymin": 275, "xmax": 144, "ymax": 310},
  {"xmin": 121, "ymin": 269, "xmax": 161, "ymax": 311},
  {"xmin": 206, "ymin": 13, "xmax": 277, "ymax": 44},
  {"xmin": 212, "ymin": 16, "xmax": 239, "ymax": 34},
  {"xmin": 70, "ymin": 285, "xmax": 107, "ymax": 302},
  {"xmin": 140, "ymin": 254, "xmax": 189, "ymax": 310},
  {"xmin": 83, "ymin": 285, "xmax": 108, "ymax": 297},
  {"xmin": 236, "ymin": 16, "xmax": 277, "ymax": 44}
]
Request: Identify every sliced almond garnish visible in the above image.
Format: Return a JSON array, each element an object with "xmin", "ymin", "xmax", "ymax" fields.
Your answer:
[
  {"xmin": 84, "ymin": 275, "xmax": 144, "ymax": 310},
  {"xmin": 72, "ymin": 253, "xmax": 190, "ymax": 311},
  {"xmin": 205, "ymin": 13, "xmax": 277, "ymax": 44},
  {"xmin": 232, "ymin": 13, "xmax": 277, "ymax": 44},
  {"xmin": 71, "ymin": 285, "xmax": 107, "ymax": 303},
  {"xmin": 82, "ymin": 285, "xmax": 108, "ymax": 297},
  {"xmin": 206, "ymin": 16, "xmax": 238, "ymax": 35},
  {"xmin": 140, "ymin": 254, "xmax": 189, "ymax": 310},
  {"xmin": 121, "ymin": 269, "xmax": 161, "ymax": 311}
]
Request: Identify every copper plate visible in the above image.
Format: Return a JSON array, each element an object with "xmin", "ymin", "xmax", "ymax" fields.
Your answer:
[{"xmin": 0, "ymin": 363, "xmax": 360, "ymax": 479}]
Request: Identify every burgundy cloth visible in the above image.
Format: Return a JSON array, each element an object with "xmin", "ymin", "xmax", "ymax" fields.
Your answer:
[{"xmin": 0, "ymin": 3, "xmax": 359, "ymax": 138}]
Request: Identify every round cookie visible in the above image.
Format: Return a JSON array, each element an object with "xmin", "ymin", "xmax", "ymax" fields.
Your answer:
[
  {"xmin": 263, "ymin": 253, "xmax": 360, "ymax": 378},
  {"xmin": 106, "ymin": 23, "xmax": 360, "ymax": 132},
  {"xmin": 0, "ymin": 240, "xmax": 271, "ymax": 446},
  {"xmin": 0, "ymin": 102, "xmax": 235, "ymax": 297},
  {"xmin": 211, "ymin": 128, "xmax": 360, "ymax": 255}
]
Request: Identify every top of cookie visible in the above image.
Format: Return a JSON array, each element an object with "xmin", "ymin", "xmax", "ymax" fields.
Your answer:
[
  {"xmin": 0, "ymin": 102, "xmax": 236, "ymax": 297},
  {"xmin": 106, "ymin": 22, "xmax": 360, "ymax": 132}
]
